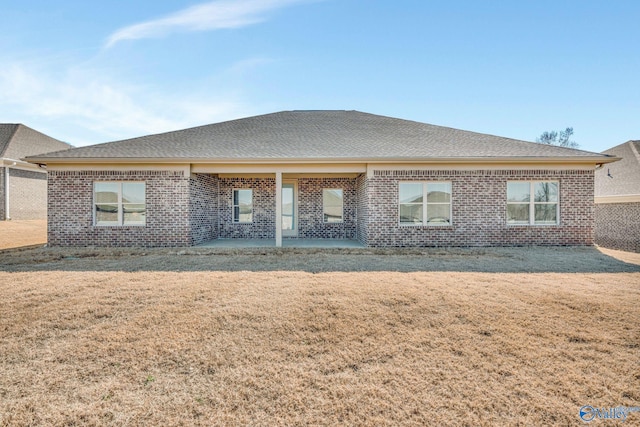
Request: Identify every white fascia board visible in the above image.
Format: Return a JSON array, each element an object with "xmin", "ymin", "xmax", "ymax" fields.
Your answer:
[
  {"xmin": 1, "ymin": 157, "xmax": 47, "ymax": 172},
  {"xmin": 26, "ymin": 155, "xmax": 620, "ymax": 166}
]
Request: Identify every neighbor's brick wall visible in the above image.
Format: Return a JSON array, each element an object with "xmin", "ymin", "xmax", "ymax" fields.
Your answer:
[
  {"xmin": 356, "ymin": 173, "xmax": 368, "ymax": 245},
  {"xmin": 0, "ymin": 167, "xmax": 4, "ymax": 220},
  {"xmin": 366, "ymin": 169, "xmax": 595, "ymax": 247},
  {"xmin": 189, "ymin": 173, "xmax": 219, "ymax": 245},
  {"xmin": 594, "ymin": 203, "xmax": 640, "ymax": 253},
  {"xmin": 297, "ymin": 177, "xmax": 356, "ymax": 239},
  {"xmin": 1, "ymin": 168, "xmax": 49, "ymax": 220},
  {"xmin": 48, "ymin": 170, "xmax": 191, "ymax": 247},
  {"xmin": 218, "ymin": 177, "xmax": 276, "ymax": 239},
  {"xmin": 7, "ymin": 168, "xmax": 48, "ymax": 220}
]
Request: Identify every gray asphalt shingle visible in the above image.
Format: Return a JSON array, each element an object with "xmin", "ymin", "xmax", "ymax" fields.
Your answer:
[
  {"xmin": 1, "ymin": 124, "xmax": 71, "ymax": 159},
  {"xmin": 26, "ymin": 111, "xmax": 613, "ymax": 161},
  {"xmin": 595, "ymin": 140, "xmax": 640, "ymax": 196}
]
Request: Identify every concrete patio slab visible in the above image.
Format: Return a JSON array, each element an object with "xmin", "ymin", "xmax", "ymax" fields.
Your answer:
[{"xmin": 197, "ymin": 238, "xmax": 364, "ymax": 248}]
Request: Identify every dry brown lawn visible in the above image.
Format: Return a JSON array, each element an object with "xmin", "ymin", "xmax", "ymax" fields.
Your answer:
[
  {"xmin": 0, "ymin": 220, "xmax": 47, "ymax": 250},
  {"xmin": 1, "ymin": 247, "xmax": 639, "ymax": 426}
]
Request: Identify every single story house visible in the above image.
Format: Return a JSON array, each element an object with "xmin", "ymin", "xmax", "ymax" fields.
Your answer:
[
  {"xmin": 594, "ymin": 140, "xmax": 640, "ymax": 252},
  {"xmin": 1, "ymin": 124, "xmax": 71, "ymax": 220},
  {"xmin": 26, "ymin": 111, "xmax": 618, "ymax": 248}
]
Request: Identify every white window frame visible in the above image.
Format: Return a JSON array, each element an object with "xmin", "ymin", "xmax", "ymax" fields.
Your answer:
[
  {"xmin": 506, "ymin": 181, "xmax": 560, "ymax": 226},
  {"xmin": 94, "ymin": 182, "xmax": 146, "ymax": 227},
  {"xmin": 232, "ymin": 189, "xmax": 253, "ymax": 223},
  {"xmin": 323, "ymin": 188, "xmax": 344, "ymax": 223},
  {"xmin": 398, "ymin": 181, "xmax": 452, "ymax": 226}
]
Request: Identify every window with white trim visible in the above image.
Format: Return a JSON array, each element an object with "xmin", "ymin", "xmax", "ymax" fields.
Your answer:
[
  {"xmin": 399, "ymin": 182, "xmax": 451, "ymax": 226},
  {"xmin": 323, "ymin": 189, "xmax": 343, "ymax": 222},
  {"xmin": 507, "ymin": 181, "xmax": 559, "ymax": 225},
  {"xmin": 94, "ymin": 182, "xmax": 146, "ymax": 226},
  {"xmin": 233, "ymin": 189, "xmax": 253, "ymax": 223}
]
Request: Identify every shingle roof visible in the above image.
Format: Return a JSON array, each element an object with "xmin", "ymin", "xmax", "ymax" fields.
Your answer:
[
  {"xmin": 0, "ymin": 124, "xmax": 71, "ymax": 160},
  {"xmin": 595, "ymin": 140, "xmax": 640, "ymax": 196},
  {"xmin": 26, "ymin": 111, "xmax": 613, "ymax": 162},
  {"xmin": 0, "ymin": 124, "xmax": 20, "ymax": 157}
]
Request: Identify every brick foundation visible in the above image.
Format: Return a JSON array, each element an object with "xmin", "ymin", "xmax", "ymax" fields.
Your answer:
[{"xmin": 594, "ymin": 202, "xmax": 640, "ymax": 252}]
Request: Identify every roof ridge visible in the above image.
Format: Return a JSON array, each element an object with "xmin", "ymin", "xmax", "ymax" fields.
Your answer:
[
  {"xmin": 628, "ymin": 140, "xmax": 640, "ymax": 164},
  {"xmin": 290, "ymin": 109, "xmax": 357, "ymax": 112}
]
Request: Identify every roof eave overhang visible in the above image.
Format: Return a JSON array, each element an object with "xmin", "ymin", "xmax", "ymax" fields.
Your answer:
[
  {"xmin": 2, "ymin": 157, "xmax": 47, "ymax": 172},
  {"xmin": 26, "ymin": 155, "xmax": 621, "ymax": 166}
]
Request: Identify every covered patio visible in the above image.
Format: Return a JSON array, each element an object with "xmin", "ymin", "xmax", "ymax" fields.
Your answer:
[{"xmin": 190, "ymin": 166, "xmax": 366, "ymax": 247}]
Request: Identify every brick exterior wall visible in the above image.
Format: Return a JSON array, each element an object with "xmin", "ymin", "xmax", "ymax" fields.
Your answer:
[
  {"xmin": 0, "ymin": 168, "xmax": 49, "ymax": 220},
  {"xmin": 594, "ymin": 202, "xmax": 640, "ymax": 253},
  {"xmin": 297, "ymin": 178, "xmax": 356, "ymax": 239},
  {"xmin": 46, "ymin": 168, "xmax": 597, "ymax": 248},
  {"xmin": 0, "ymin": 167, "xmax": 4, "ymax": 220},
  {"xmin": 8, "ymin": 168, "xmax": 48, "ymax": 220},
  {"xmin": 356, "ymin": 173, "xmax": 368, "ymax": 245},
  {"xmin": 217, "ymin": 176, "xmax": 359, "ymax": 240},
  {"xmin": 48, "ymin": 170, "xmax": 192, "ymax": 247},
  {"xmin": 189, "ymin": 173, "xmax": 219, "ymax": 245},
  {"xmin": 218, "ymin": 177, "xmax": 276, "ymax": 239},
  {"xmin": 365, "ymin": 169, "xmax": 595, "ymax": 247}
]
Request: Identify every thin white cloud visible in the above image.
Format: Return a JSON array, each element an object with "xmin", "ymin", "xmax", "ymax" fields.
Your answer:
[
  {"xmin": 106, "ymin": 0, "xmax": 308, "ymax": 48},
  {"xmin": 0, "ymin": 62, "xmax": 252, "ymax": 145}
]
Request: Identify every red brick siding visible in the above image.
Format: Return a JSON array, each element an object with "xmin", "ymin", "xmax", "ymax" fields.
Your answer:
[
  {"xmin": 356, "ymin": 173, "xmax": 368, "ymax": 245},
  {"xmin": 189, "ymin": 173, "xmax": 219, "ymax": 245},
  {"xmin": 297, "ymin": 178, "xmax": 357, "ymax": 239},
  {"xmin": 218, "ymin": 177, "xmax": 276, "ymax": 239},
  {"xmin": 48, "ymin": 170, "xmax": 191, "ymax": 247},
  {"xmin": 594, "ymin": 202, "xmax": 640, "ymax": 252},
  {"xmin": 217, "ymin": 177, "xmax": 359, "ymax": 240},
  {"xmin": 47, "ymin": 169, "xmax": 596, "ymax": 248},
  {"xmin": 366, "ymin": 169, "xmax": 594, "ymax": 247}
]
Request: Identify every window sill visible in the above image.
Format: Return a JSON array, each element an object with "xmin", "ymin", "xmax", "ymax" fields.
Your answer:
[
  {"xmin": 93, "ymin": 224, "xmax": 147, "ymax": 228},
  {"xmin": 506, "ymin": 223, "xmax": 560, "ymax": 227},
  {"xmin": 399, "ymin": 223, "xmax": 453, "ymax": 228}
]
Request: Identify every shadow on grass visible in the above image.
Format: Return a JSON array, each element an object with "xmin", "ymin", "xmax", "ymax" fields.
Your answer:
[{"xmin": 0, "ymin": 246, "xmax": 639, "ymax": 273}]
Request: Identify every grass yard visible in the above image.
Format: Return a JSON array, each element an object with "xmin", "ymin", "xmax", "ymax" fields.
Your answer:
[{"xmin": 0, "ymin": 247, "xmax": 639, "ymax": 426}]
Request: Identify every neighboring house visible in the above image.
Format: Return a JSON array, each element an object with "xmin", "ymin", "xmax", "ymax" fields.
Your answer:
[
  {"xmin": 594, "ymin": 140, "xmax": 640, "ymax": 252},
  {"xmin": 26, "ymin": 111, "xmax": 618, "ymax": 248},
  {"xmin": 1, "ymin": 124, "xmax": 71, "ymax": 220}
]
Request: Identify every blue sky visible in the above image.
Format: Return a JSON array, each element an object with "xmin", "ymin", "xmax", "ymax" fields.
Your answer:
[{"xmin": 1, "ymin": 0, "xmax": 638, "ymax": 152}]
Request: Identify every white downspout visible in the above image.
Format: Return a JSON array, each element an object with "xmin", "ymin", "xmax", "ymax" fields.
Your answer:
[{"xmin": 4, "ymin": 163, "xmax": 12, "ymax": 220}]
